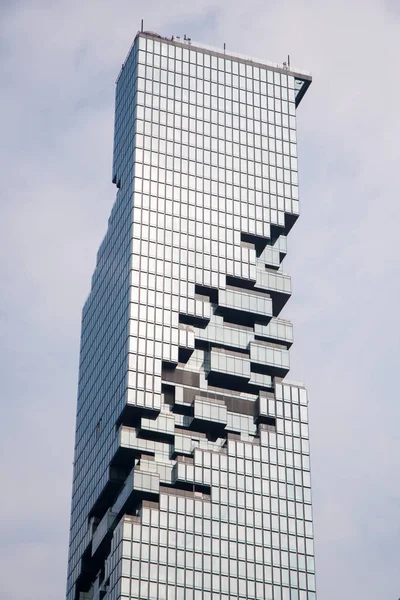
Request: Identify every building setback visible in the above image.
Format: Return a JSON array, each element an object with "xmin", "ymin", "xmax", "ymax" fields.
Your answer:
[{"xmin": 66, "ymin": 30, "xmax": 315, "ymax": 600}]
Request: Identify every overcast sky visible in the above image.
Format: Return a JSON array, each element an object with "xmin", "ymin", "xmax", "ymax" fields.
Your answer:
[{"xmin": 1, "ymin": 1, "xmax": 399, "ymax": 599}]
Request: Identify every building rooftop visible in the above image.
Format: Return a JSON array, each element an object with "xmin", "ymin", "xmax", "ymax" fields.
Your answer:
[
  {"xmin": 131, "ymin": 30, "xmax": 312, "ymax": 106},
  {"xmin": 169, "ymin": 35, "xmax": 311, "ymax": 79}
]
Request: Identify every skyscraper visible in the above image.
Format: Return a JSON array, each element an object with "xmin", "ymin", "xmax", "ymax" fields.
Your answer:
[{"xmin": 66, "ymin": 30, "xmax": 314, "ymax": 600}]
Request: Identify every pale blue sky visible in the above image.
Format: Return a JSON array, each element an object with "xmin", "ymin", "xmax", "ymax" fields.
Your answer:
[{"xmin": 0, "ymin": 1, "xmax": 399, "ymax": 599}]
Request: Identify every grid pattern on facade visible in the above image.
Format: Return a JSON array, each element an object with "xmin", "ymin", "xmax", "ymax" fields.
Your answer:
[{"xmin": 66, "ymin": 32, "xmax": 314, "ymax": 600}]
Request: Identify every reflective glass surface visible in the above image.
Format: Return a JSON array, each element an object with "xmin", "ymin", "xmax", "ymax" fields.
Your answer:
[{"xmin": 66, "ymin": 32, "xmax": 314, "ymax": 600}]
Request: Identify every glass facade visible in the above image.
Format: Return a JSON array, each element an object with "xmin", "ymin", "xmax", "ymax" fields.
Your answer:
[{"xmin": 66, "ymin": 31, "xmax": 314, "ymax": 600}]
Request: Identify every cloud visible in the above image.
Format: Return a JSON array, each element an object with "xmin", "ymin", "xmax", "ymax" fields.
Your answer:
[{"xmin": 1, "ymin": 1, "xmax": 399, "ymax": 599}]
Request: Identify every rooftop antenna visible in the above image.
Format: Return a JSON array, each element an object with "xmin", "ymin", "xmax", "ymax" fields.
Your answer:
[
  {"xmin": 141, "ymin": 19, "xmax": 144, "ymax": 32},
  {"xmin": 288, "ymin": 54, "xmax": 291, "ymax": 68},
  {"xmin": 224, "ymin": 42, "xmax": 226, "ymax": 53}
]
